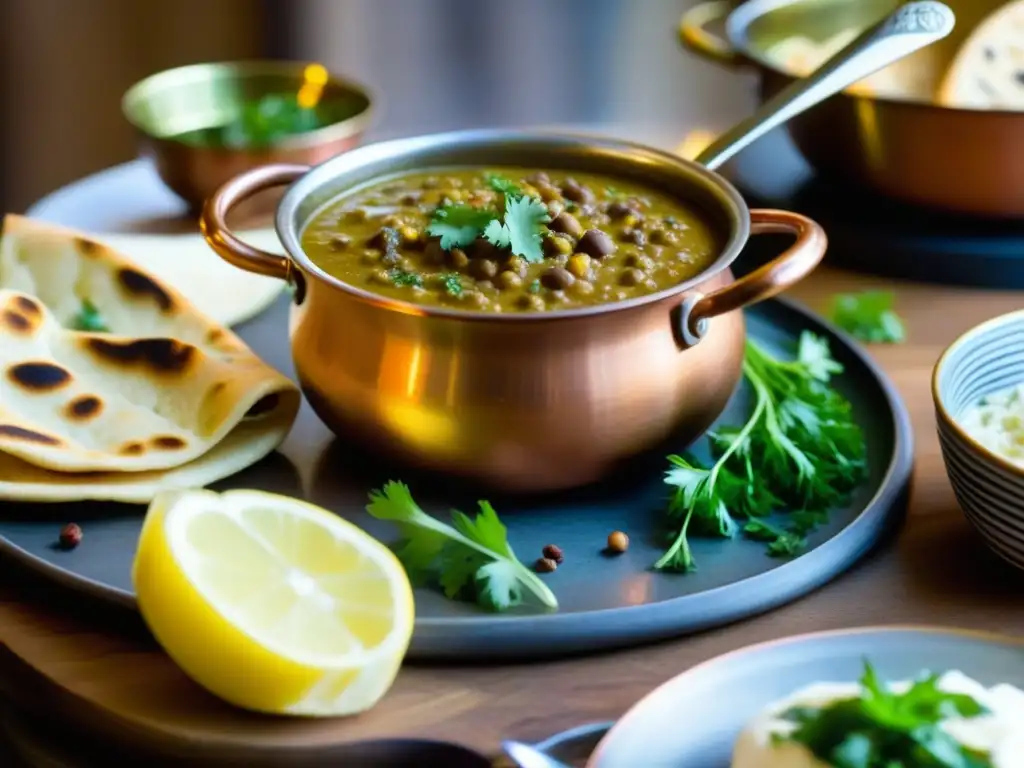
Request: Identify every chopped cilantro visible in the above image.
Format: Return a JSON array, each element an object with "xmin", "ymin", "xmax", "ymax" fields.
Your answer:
[
  {"xmin": 527, "ymin": 279, "xmax": 541, "ymax": 294},
  {"xmin": 426, "ymin": 204, "xmax": 497, "ymax": 250},
  {"xmin": 830, "ymin": 290, "xmax": 906, "ymax": 344},
  {"xmin": 388, "ymin": 269, "xmax": 423, "ymax": 288},
  {"xmin": 778, "ymin": 661, "xmax": 993, "ymax": 767},
  {"xmin": 71, "ymin": 299, "xmax": 109, "ymax": 333},
  {"xmin": 437, "ymin": 272, "xmax": 463, "ymax": 297}
]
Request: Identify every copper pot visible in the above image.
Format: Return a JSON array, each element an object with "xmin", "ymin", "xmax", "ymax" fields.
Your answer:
[
  {"xmin": 201, "ymin": 130, "xmax": 826, "ymax": 492},
  {"xmin": 680, "ymin": 0, "xmax": 1022, "ymax": 218}
]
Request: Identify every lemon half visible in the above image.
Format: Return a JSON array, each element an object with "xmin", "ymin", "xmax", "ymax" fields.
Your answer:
[{"xmin": 132, "ymin": 489, "xmax": 414, "ymax": 716}]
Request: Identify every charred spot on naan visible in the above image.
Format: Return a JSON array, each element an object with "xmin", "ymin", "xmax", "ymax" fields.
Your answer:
[
  {"xmin": 152, "ymin": 435, "xmax": 187, "ymax": 450},
  {"xmin": 245, "ymin": 392, "xmax": 281, "ymax": 419},
  {"xmin": 117, "ymin": 268, "xmax": 174, "ymax": 312},
  {"xmin": 6, "ymin": 361, "xmax": 73, "ymax": 392},
  {"xmin": 2, "ymin": 295, "xmax": 42, "ymax": 335},
  {"xmin": 65, "ymin": 395, "xmax": 102, "ymax": 421},
  {"xmin": 83, "ymin": 338, "xmax": 195, "ymax": 375},
  {"xmin": 0, "ymin": 424, "xmax": 62, "ymax": 445},
  {"xmin": 14, "ymin": 296, "xmax": 41, "ymax": 316},
  {"xmin": 119, "ymin": 441, "xmax": 146, "ymax": 456},
  {"xmin": 74, "ymin": 236, "xmax": 102, "ymax": 257}
]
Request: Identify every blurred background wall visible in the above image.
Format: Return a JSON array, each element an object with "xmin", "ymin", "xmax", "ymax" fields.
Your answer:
[{"xmin": 0, "ymin": 0, "xmax": 754, "ymax": 212}]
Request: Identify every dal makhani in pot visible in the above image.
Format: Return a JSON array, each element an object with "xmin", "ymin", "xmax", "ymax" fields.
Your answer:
[{"xmin": 201, "ymin": 131, "xmax": 826, "ymax": 492}]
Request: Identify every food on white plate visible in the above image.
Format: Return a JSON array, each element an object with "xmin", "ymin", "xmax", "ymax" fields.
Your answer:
[
  {"xmin": 91, "ymin": 230, "xmax": 286, "ymax": 327},
  {"xmin": 938, "ymin": 0, "xmax": 1024, "ymax": 110},
  {"xmin": 732, "ymin": 663, "xmax": 1024, "ymax": 767},
  {"xmin": 0, "ymin": 214, "xmax": 299, "ymax": 503},
  {"xmin": 764, "ymin": 29, "xmax": 942, "ymax": 102},
  {"xmin": 958, "ymin": 383, "xmax": 1024, "ymax": 466},
  {"xmin": 133, "ymin": 489, "xmax": 415, "ymax": 716}
]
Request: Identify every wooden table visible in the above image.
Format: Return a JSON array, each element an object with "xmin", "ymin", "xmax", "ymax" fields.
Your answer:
[{"xmin": 3, "ymin": 265, "xmax": 1024, "ymax": 765}]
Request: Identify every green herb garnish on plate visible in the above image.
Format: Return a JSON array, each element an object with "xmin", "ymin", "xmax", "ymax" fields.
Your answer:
[
  {"xmin": 71, "ymin": 299, "xmax": 109, "ymax": 332},
  {"xmin": 366, "ymin": 481, "xmax": 558, "ymax": 612},
  {"xmin": 656, "ymin": 331, "xmax": 867, "ymax": 572},
  {"xmin": 830, "ymin": 290, "xmax": 906, "ymax": 344},
  {"xmin": 777, "ymin": 661, "xmax": 993, "ymax": 767}
]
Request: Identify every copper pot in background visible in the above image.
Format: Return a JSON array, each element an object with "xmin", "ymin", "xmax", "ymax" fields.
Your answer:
[
  {"xmin": 200, "ymin": 130, "xmax": 826, "ymax": 493},
  {"xmin": 681, "ymin": 0, "xmax": 1022, "ymax": 219}
]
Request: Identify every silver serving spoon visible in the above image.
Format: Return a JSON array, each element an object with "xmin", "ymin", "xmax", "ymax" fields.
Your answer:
[
  {"xmin": 697, "ymin": 0, "xmax": 955, "ymax": 171},
  {"xmin": 503, "ymin": 740, "xmax": 573, "ymax": 768}
]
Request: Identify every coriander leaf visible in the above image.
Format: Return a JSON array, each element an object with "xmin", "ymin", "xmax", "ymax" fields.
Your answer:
[
  {"xmin": 502, "ymin": 195, "xmax": 550, "ymax": 263},
  {"xmin": 527, "ymin": 279, "xmax": 541, "ymax": 294},
  {"xmin": 483, "ymin": 219, "xmax": 511, "ymax": 249},
  {"xmin": 437, "ymin": 272, "xmax": 463, "ymax": 297},
  {"xmin": 831, "ymin": 290, "xmax": 906, "ymax": 344},
  {"xmin": 796, "ymin": 331, "xmax": 844, "ymax": 381},
  {"xmin": 71, "ymin": 299, "xmax": 109, "ymax": 333},
  {"xmin": 365, "ymin": 481, "xmax": 558, "ymax": 612},
  {"xmin": 485, "ymin": 173, "xmax": 522, "ymax": 197},
  {"xmin": 388, "ymin": 269, "xmax": 423, "ymax": 288},
  {"xmin": 426, "ymin": 203, "xmax": 496, "ymax": 250}
]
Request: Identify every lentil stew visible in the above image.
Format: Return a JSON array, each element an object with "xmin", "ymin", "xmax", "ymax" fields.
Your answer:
[{"xmin": 300, "ymin": 168, "xmax": 722, "ymax": 312}]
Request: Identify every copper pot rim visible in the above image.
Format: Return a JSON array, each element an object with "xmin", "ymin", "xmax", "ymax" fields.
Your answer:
[
  {"xmin": 272, "ymin": 128, "xmax": 755, "ymax": 324},
  {"xmin": 725, "ymin": 0, "xmax": 1024, "ymax": 119},
  {"xmin": 121, "ymin": 59, "xmax": 377, "ymax": 154}
]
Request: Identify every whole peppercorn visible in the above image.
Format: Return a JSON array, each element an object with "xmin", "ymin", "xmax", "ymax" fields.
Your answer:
[
  {"xmin": 535, "ymin": 557, "xmax": 558, "ymax": 573},
  {"xmin": 58, "ymin": 523, "xmax": 82, "ymax": 550},
  {"xmin": 606, "ymin": 530, "xmax": 629, "ymax": 555},
  {"xmin": 541, "ymin": 544, "xmax": 564, "ymax": 564}
]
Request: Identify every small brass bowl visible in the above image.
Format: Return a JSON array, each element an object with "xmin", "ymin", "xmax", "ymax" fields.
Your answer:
[{"xmin": 122, "ymin": 60, "xmax": 373, "ymax": 211}]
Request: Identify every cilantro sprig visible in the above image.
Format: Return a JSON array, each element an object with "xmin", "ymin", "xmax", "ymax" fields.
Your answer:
[
  {"xmin": 366, "ymin": 481, "xmax": 558, "ymax": 612},
  {"xmin": 777, "ymin": 661, "xmax": 993, "ymax": 767},
  {"xmin": 425, "ymin": 174, "xmax": 550, "ymax": 263},
  {"xmin": 656, "ymin": 332, "xmax": 867, "ymax": 572},
  {"xmin": 71, "ymin": 299, "xmax": 109, "ymax": 332},
  {"xmin": 830, "ymin": 290, "xmax": 906, "ymax": 344}
]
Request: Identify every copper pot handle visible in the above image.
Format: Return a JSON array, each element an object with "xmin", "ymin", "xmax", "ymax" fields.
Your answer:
[
  {"xmin": 677, "ymin": 209, "xmax": 827, "ymax": 347},
  {"xmin": 678, "ymin": 0, "xmax": 743, "ymax": 67},
  {"xmin": 199, "ymin": 163, "xmax": 310, "ymax": 281}
]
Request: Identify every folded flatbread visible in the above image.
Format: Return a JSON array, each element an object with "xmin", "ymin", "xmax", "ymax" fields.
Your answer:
[
  {"xmin": 88, "ymin": 230, "xmax": 286, "ymax": 328},
  {"xmin": 0, "ymin": 215, "xmax": 300, "ymax": 493},
  {"xmin": 938, "ymin": 0, "xmax": 1024, "ymax": 110}
]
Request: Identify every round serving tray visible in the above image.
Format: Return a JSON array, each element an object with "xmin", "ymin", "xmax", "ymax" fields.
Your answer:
[{"xmin": 0, "ymin": 292, "xmax": 912, "ymax": 661}]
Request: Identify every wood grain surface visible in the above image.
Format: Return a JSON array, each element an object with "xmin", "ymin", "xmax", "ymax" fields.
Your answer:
[{"xmin": 2, "ymin": 265, "xmax": 1024, "ymax": 765}]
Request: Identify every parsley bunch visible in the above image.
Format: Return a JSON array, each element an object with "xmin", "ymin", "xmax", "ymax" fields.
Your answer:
[
  {"xmin": 425, "ymin": 174, "xmax": 550, "ymax": 263},
  {"xmin": 830, "ymin": 290, "xmax": 906, "ymax": 344},
  {"xmin": 366, "ymin": 481, "xmax": 558, "ymax": 612},
  {"xmin": 778, "ymin": 662, "xmax": 993, "ymax": 767},
  {"xmin": 655, "ymin": 332, "xmax": 867, "ymax": 572}
]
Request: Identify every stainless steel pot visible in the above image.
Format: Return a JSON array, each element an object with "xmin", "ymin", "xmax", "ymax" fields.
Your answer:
[{"xmin": 681, "ymin": 0, "xmax": 1023, "ymax": 218}]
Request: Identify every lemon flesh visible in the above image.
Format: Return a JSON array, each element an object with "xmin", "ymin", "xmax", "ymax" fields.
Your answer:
[{"xmin": 132, "ymin": 489, "xmax": 414, "ymax": 716}]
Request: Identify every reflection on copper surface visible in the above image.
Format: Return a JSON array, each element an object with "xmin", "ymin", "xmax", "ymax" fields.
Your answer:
[
  {"xmin": 676, "ymin": 129, "xmax": 717, "ymax": 161},
  {"xmin": 854, "ymin": 98, "xmax": 884, "ymax": 172}
]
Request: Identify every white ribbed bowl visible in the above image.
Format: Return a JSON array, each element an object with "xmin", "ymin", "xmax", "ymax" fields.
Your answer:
[{"xmin": 934, "ymin": 310, "xmax": 1024, "ymax": 571}]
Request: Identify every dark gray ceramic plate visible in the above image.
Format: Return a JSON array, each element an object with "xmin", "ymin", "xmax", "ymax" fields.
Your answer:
[
  {"xmin": 528, "ymin": 626, "xmax": 1024, "ymax": 767},
  {"xmin": 0, "ymin": 293, "xmax": 912, "ymax": 660}
]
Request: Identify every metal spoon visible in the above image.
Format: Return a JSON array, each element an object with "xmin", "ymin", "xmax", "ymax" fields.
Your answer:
[
  {"xmin": 502, "ymin": 740, "xmax": 573, "ymax": 768},
  {"xmin": 696, "ymin": 0, "xmax": 956, "ymax": 171}
]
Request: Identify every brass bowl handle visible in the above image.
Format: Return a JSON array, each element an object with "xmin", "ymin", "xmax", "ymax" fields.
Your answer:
[
  {"xmin": 678, "ymin": 0, "xmax": 742, "ymax": 67},
  {"xmin": 200, "ymin": 163, "xmax": 310, "ymax": 281},
  {"xmin": 678, "ymin": 209, "xmax": 827, "ymax": 346}
]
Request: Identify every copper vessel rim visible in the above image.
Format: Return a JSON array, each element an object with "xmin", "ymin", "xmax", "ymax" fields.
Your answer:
[
  {"xmin": 272, "ymin": 128, "xmax": 752, "ymax": 323},
  {"xmin": 121, "ymin": 59, "xmax": 376, "ymax": 153},
  {"xmin": 724, "ymin": 0, "xmax": 1024, "ymax": 118}
]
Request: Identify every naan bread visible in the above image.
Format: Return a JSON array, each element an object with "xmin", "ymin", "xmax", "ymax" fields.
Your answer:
[
  {"xmin": 0, "ymin": 214, "xmax": 300, "ymax": 477},
  {"xmin": 90, "ymin": 231, "xmax": 286, "ymax": 328},
  {"xmin": 938, "ymin": 1, "xmax": 1024, "ymax": 109}
]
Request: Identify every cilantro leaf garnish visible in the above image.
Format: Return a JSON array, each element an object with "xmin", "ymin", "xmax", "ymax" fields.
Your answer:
[
  {"xmin": 366, "ymin": 481, "xmax": 558, "ymax": 612},
  {"xmin": 426, "ymin": 204, "xmax": 496, "ymax": 250},
  {"xmin": 436, "ymin": 272, "xmax": 463, "ymax": 296},
  {"xmin": 388, "ymin": 269, "xmax": 423, "ymax": 288},
  {"xmin": 71, "ymin": 299, "xmax": 109, "ymax": 332},
  {"xmin": 656, "ymin": 331, "xmax": 867, "ymax": 572},
  {"xmin": 501, "ymin": 195, "xmax": 550, "ymax": 263},
  {"xmin": 830, "ymin": 290, "xmax": 906, "ymax": 344},
  {"xmin": 778, "ymin": 661, "xmax": 993, "ymax": 767},
  {"xmin": 485, "ymin": 173, "xmax": 523, "ymax": 197}
]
